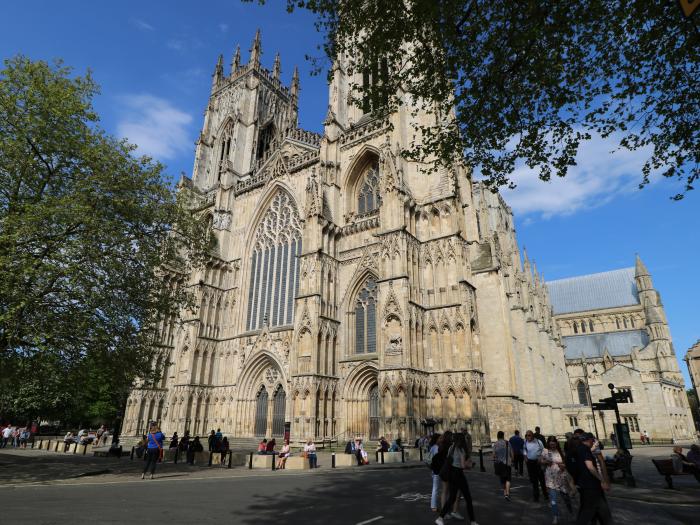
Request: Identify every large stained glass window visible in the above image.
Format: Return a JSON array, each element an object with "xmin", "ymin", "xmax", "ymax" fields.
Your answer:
[
  {"xmin": 354, "ymin": 277, "xmax": 377, "ymax": 354},
  {"xmin": 246, "ymin": 191, "xmax": 302, "ymax": 331}
]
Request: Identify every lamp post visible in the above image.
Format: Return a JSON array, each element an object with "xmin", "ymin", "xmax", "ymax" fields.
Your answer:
[{"xmin": 581, "ymin": 358, "xmax": 600, "ymax": 437}]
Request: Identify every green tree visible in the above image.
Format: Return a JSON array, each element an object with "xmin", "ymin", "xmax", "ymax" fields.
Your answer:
[
  {"xmin": 0, "ymin": 56, "xmax": 209, "ymax": 425},
  {"xmin": 688, "ymin": 388, "xmax": 700, "ymax": 430},
  {"xmin": 250, "ymin": 1, "xmax": 699, "ymax": 198}
]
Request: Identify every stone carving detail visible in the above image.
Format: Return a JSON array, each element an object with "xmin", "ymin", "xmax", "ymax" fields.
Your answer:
[
  {"xmin": 212, "ymin": 210, "xmax": 232, "ymax": 230},
  {"xmin": 305, "ymin": 168, "xmax": 322, "ymax": 218},
  {"xmin": 264, "ymin": 367, "xmax": 279, "ymax": 385},
  {"xmin": 386, "ymin": 335, "xmax": 402, "ymax": 356}
]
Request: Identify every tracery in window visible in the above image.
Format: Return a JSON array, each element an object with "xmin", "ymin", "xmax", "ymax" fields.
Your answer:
[
  {"xmin": 246, "ymin": 191, "xmax": 302, "ymax": 331},
  {"xmin": 354, "ymin": 277, "xmax": 377, "ymax": 354},
  {"xmin": 357, "ymin": 162, "xmax": 381, "ymax": 215},
  {"xmin": 218, "ymin": 120, "xmax": 234, "ymax": 181}
]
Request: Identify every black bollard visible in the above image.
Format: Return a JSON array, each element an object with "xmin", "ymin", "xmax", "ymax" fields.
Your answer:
[
  {"xmin": 208, "ymin": 452, "xmax": 213, "ymax": 467},
  {"xmin": 419, "ymin": 447, "xmax": 423, "ymax": 462},
  {"xmin": 272, "ymin": 454, "xmax": 276, "ymax": 471},
  {"xmin": 130, "ymin": 446, "xmax": 135, "ymax": 460},
  {"xmin": 479, "ymin": 448, "xmax": 485, "ymax": 472},
  {"xmin": 228, "ymin": 450, "xmax": 232, "ymax": 469},
  {"xmin": 248, "ymin": 452, "xmax": 253, "ymax": 469},
  {"xmin": 332, "ymin": 453, "xmax": 336, "ymax": 468},
  {"xmin": 380, "ymin": 450, "xmax": 385, "ymax": 464},
  {"xmin": 174, "ymin": 448, "xmax": 179, "ymax": 464},
  {"xmin": 401, "ymin": 448, "xmax": 405, "ymax": 463}
]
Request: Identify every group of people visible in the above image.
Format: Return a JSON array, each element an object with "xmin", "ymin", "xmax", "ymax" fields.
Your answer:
[
  {"xmin": 63, "ymin": 425, "xmax": 111, "ymax": 447},
  {"xmin": 671, "ymin": 443, "xmax": 700, "ymax": 481},
  {"xmin": 424, "ymin": 428, "xmax": 478, "ymax": 525},
  {"xmin": 256, "ymin": 437, "xmax": 318, "ymax": 469},
  {"xmin": 422, "ymin": 426, "xmax": 620, "ymax": 525},
  {"xmin": 1, "ymin": 423, "xmax": 32, "ymax": 448}
]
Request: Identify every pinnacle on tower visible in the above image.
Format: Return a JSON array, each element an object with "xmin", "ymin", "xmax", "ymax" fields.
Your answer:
[
  {"xmin": 523, "ymin": 246, "xmax": 531, "ymax": 275},
  {"xmin": 273, "ymin": 53, "xmax": 281, "ymax": 79},
  {"xmin": 250, "ymin": 29, "xmax": 261, "ymax": 67},
  {"xmin": 635, "ymin": 253, "xmax": 650, "ymax": 277},
  {"xmin": 231, "ymin": 44, "xmax": 241, "ymax": 75},
  {"xmin": 291, "ymin": 66, "xmax": 299, "ymax": 99},
  {"xmin": 212, "ymin": 54, "xmax": 224, "ymax": 87}
]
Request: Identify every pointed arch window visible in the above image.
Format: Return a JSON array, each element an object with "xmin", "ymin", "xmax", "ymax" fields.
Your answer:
[
  {"xmin": 589, "ymin": 320, "xmax": 595, "ymax": 332},
  {"xmin": 577, "ymin": 381, "xmax": 589, "ymax": 406},
  {"xmin": 357, "ymin": 162, "xmax": 381, "ymax": 215},
  {"xmin": 246, "ymin": 191, "xmax": 302, "ymax": 331},
  {"xmin": 354, "ymin": 277, "xmax": 377, "ymax": 354},
  {"xmin": 573, "ymin": 322, "xmax": 578, "ymax": 334},
  {"xmin": 218, "ymin": 120, "xmax": 234, "ymax": 181}
]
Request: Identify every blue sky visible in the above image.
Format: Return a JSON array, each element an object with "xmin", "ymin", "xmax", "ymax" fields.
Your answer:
[{"xmin": 2, "ymin": 1, "xmax": 698, "ymax": 385}]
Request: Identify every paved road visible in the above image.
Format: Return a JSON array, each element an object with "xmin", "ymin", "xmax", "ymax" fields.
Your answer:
[{"xmin": 2, "ymin": 462, "xmax": 698, "ymax": 525}]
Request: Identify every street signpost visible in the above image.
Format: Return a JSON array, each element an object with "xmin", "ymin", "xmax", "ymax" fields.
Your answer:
[{"xmin": 590, "ymin": 383, "xmax": 636, "ymax": 487}]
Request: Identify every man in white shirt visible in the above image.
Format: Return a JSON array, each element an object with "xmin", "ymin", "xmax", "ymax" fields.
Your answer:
[
  {"xmin": 2, "ymin": 425, "xmax": 13, "ymax": 448},
  {"xmin": 524, "ymin": 430, "xmax": 548, "ymax": 502}
]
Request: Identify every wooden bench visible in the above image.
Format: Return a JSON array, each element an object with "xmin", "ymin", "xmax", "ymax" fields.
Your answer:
[
  {"xmin": 651, "ymin": 458, "xmax": 697, "ymax": 489},
  {"xmin": 605, "ymin": 455, "xmax": 633, "ymax": 481}
]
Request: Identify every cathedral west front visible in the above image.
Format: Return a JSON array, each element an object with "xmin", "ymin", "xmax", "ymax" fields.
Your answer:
[{"xmin": 123, "ymin": 32, "xmax": 694, "ymax": 445}]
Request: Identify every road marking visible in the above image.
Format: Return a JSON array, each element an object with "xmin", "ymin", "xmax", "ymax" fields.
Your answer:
[
  {"xmin": 394, "ymin": 492, "xmax": 430, "ymax": 502},
  {"xmin": 355, "ymin": 517, "xmax": 383, "ymax": 525}
]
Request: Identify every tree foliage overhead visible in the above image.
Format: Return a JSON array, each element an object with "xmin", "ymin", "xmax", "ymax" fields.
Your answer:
[
  {"xmin": 0, "ymin": 56, "xmax": 209, "ymax": 422},
  {"xmin": 252, "ymin": 0, "xmax": 699, "ymax": 199}
]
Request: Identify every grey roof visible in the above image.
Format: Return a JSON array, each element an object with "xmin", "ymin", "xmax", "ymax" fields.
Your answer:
[
  {"xmin": 546, "ymin": 267, "xmax": 639, "ymax": 315},
  {"xmin": 562, "ymin": 330, "xmax": 649, "ymax": 359}
]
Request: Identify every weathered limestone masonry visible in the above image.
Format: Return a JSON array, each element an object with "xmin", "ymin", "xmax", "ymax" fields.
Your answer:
[
  {"xmin": 124, "ymin": 32, "xmax": 572, "ymax": 445},
  {"xmin": 548, "ymin": 256, "xmax": 695, "ymax": 440}
]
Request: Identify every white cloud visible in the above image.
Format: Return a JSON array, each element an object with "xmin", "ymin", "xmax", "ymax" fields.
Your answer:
[
  {"xmin": 116, "ymin": 95, "xmax": 193, "ymax": 161},
  {"xmin": 219, "ymin": 23, "xmax": 229, "ymax": 33},
  {"xmin": 132, "ymin": 19, "xmax": 154, "ymax": 31},
  {"xmin": 501, "ymin": 134, "xmax": 652, "ymax": 220}
]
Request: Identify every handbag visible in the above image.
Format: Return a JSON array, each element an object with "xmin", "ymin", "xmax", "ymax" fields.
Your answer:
[{"xmin": 439, "ymin": 445, "xmax": 454, "ymax": 482}]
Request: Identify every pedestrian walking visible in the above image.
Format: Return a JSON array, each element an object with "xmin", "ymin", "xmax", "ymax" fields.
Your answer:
[
  {"xmin": 541, "ymin": 436, "xmax": 574, "ymax": 524},
  {"xmin": 141, "ymin": 423, "xmax": 164, "ymax": 480},
  {"xmin": 220, "ymin": 437, "xmax": 230, "ymax": 467},
  {"xmin": 304, "ymin": 438, "xmax": 318, "ymax": 468},
  {"xmin": 509, "ymin": 430, "xmax": 525, "ymax": 476},
  {"xmin": 208, "ymin": 429, "xmax": 216, "ymax": 452},
  {"xmin": 435, "ymin": 432, "xmax": 478, "ymax": 525},
  {"xmin": 524, "ymin": 429, "xmax": 548, "ymax": 502},
  {"xmin": 533, "ymin": 426, "xmax": 546, "ymax": 447},
  {"xmin": 493, "ymin": 431, "xmax": 513, "ymax": 500},
  {"xmin": 574, "ymin": 432, "xmax": 613, "ymax": 524},
  {"xmin": 169, "ymin": 432, "xmax": 179, "ymax": 449},
  {"xmin": 643, "ymin": 430, "xmax": 651, "ymax": 445},
  {"xmin": 427, "ymin": 433, "xmax": 441, "ymax": 512}
]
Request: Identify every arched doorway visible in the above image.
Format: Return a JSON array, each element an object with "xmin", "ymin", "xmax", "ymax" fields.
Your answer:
[
  {"xmin": 369, "ymin": 385, "xmax": 380, "ymax": 440},
  {"xmin": 272, "ymin": 386, "xmax": 286, "ymax": 437},
  {"xmin": 254, "ymin": 387, "xmax": 269, "ymax": 436}
]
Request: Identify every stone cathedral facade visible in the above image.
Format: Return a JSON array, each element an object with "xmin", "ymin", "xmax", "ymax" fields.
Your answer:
[{"xmin": 124, "ymin": 32, "xmax": 575, "ymax": 444}]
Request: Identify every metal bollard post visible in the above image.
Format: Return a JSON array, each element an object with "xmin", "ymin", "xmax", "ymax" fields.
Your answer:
[
  {"xmin": 248, "ymin": 452, "xmax": 253, "ymax": 469},
  {"xmin": 130, "ymin": 446, "xmax": 135, "ymax": 460},
  {"xmin": 83, "ymin": 444, "xmax": 88, "ymax": 455},
  {"xmin": 479, "ymin": 448, "xmax": 485, "ymax": 472},
  {"xmin": 174, "ymin": 448, "xmax": 179, "ymax": 464},
  {"xmin": 401, "ymin": 448, "xmax": 405, "ymax": 463},
  {"xmin": 381, "ymin": 451, "xmax": 385, "ymax": 464},
  {"xmin": 419, "ymin": 447, "xmax": 423, "ymax": 462},
  {"xmin": 208, "ymin": 452, "xmax": 213, "ymax": 467},
  {"xmin": 332, "ymin": 453, "xmax": 336, "ymax": 468},
  {"xmin": 272, "ymin": 455, "xmax": 276, "ymax": 471},
  {"xmin": 228, "ymin": 450, "xmax": 232, "ymax": 469}
]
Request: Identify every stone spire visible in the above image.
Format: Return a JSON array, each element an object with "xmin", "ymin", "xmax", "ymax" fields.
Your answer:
[
  {"xmin": 250, "ymin": 29, "xmax": 261, "ymax": 67},
  {"xmin": 273, "ymin": 53, "xmax": 281, "ymax": 80},
  {"xmin": 212, "ymin": 54, "xmax": 224, "ymax": 88},
  {"xmin": 635, "ymin": 253, "xmax": 650, "ymax": 278},
  {"xmin": 522, "ymin": 247, "xmax": 531, "ymax": 277},
  {"xmin": 291, "ymin": 66, "xmax": 299, "ymax": 100},
  {"xmin": 231, "ymin": 44, "xmax": 241, "ymax": 75}
]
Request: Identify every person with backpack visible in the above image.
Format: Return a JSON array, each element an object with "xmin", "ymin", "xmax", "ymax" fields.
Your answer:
[
  {"xmin": 435, "ymin": 432, "xmax": 478, "ymax": 525},
  {"xmin": 493, "ymin": 431, "xmax": 513, "ymax": 501},
  {"xmin": 524, "ymin": 429, "xmax": 548, "ymax": 502},
  {"xmin": 426, "ymin": 433, "xmax": 441, "ymax": 512},
  {"xmin": 141, "ymin": 423, "xmax": 164, "ymax": 480}
]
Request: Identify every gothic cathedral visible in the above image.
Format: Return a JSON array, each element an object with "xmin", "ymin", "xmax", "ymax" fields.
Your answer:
[{"xmin": 123, "ymin": 32, "xmax": 585, "ymax": 445}]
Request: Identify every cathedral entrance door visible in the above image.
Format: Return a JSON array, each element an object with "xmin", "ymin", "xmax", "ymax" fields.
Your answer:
[
  {"xmin": 369, "ymin": 385, "xmax": 380, "ymax": 440},
  {"xmin": 272, "ymin": 386, "xmax": 286, "ymax": 437},
  {"xmin": 254, "ymin": 387, "xmax": 269, "ymax": 436}
]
